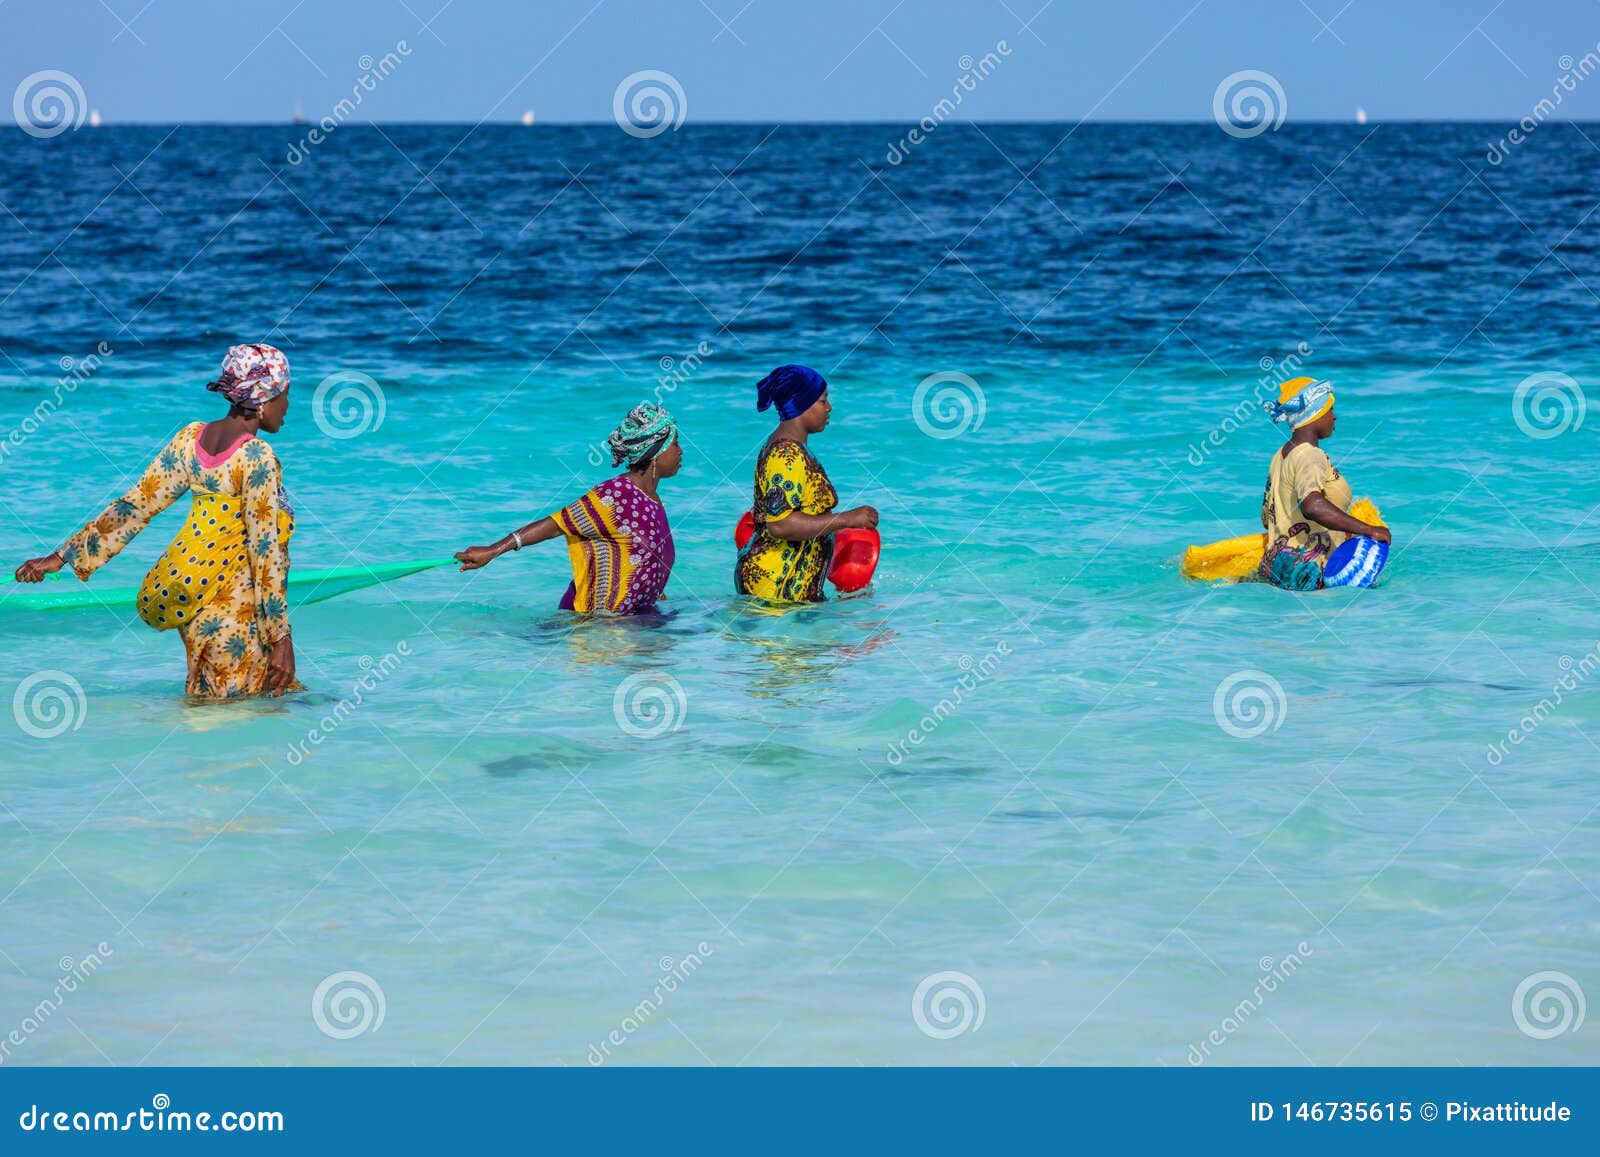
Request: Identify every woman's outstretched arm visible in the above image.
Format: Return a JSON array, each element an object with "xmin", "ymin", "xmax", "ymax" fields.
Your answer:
[
  {"xmin": 14, "ymin": 426, "xmax": 193, "ymax": 582},
  {"xmin": 455, "ymin": 517, "xmax": 564, "ymax": 570}
]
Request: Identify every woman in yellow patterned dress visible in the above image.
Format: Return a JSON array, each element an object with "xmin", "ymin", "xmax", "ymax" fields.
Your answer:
[
  {"xmin": 735, "ymin": 365, "xmax": 878, "ymax": 604},
  {"xmin": 13, "ymin": 344, "xmax": 298, "ymax": 698}
]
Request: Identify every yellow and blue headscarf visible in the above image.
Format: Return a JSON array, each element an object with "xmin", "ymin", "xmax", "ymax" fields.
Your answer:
[
  {"xmin": 756, "ymin": 364, "xmax": 826, "ymax": 419},
  {"xmin": 1264, "ymin": 376, "xmax": 1334, "ymax": 429}
]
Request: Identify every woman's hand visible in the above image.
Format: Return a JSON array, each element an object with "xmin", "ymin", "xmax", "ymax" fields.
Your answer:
[
  {"xmin": 846, "ymin": 505, "xmax": 879, "ymax": 531},
  {"xmin": 14, "ymin": 553, "xmax": 64, "ymax": 583},
  {"xmin": 266, "ymin": 636, "xmax": 296, "ymax": 696},
  {"xmin": 454, "ymin": 545, "xmax": 500, "ymax": 571},
  {"xmin": 455, "ymin": 520, "xmax": 559, "ymax": 570},
  {"xmin": 1364, "ymin": 525, "xmax": 1392, "ymax": 545}
]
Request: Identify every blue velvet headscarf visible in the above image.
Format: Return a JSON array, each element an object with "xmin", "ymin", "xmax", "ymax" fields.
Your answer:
[{"xmin": 756, "ymin": 364, "xmax": 827, "ymax": 419}]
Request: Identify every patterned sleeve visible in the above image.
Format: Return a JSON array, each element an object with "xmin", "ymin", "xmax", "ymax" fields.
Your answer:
[
  {"xmin": 58, "ymin": 425, "xmax": 196, "ymax": 580},
  {"xmin": 242, "ymin": 442, "xmax": 292, "ymax": 645},
  {"xmin": 548, "ymin": 487, "xmax": 597, "ymax": 539},
  {"xmin": 1288, "ymin": 447, "xmax": 1335, "ymax": 505},
  {"xmin": 757, "ymin": 443, "xmax": 809, "ymax": 522}
]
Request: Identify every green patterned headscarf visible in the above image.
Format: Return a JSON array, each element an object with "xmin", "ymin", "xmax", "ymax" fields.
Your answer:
[{"xmin": 607, "ymin": 402, "xmax": 678, "ymax": 468}]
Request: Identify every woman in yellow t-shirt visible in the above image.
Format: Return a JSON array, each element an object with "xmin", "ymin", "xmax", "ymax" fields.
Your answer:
[
  {"xmin": 1257, "ymin": 377, "xmax": 1390, "ymax": 590},
  {"xmin": 735, "ymin": 365, "xmax": 877, "ymax": 604}
]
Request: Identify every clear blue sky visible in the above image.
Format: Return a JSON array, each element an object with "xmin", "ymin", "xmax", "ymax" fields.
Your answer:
[{"xmin": 6, "ymin": 0, "xmax": 1600, "ymax": 123}]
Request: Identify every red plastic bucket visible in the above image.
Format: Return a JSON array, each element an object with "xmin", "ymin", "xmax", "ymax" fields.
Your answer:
[{"xmin": 828, "ymin": 528, "xmax": 880, "ymax": 593}]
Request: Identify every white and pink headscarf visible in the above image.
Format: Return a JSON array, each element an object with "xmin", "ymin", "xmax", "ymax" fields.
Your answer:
[{"xmin": 207, "ymin": 343, "xmax": 290, "ymax": 410}]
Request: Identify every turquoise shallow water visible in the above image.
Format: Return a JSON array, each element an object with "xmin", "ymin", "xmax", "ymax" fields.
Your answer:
[{"xmin": 1, "ymin": 124, "xmax": 1597, "ymax": 1065}]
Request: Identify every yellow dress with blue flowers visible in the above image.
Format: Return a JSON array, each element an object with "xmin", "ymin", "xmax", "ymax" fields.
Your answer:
[
  {"xmin": 58, "ymin": 421, "xmax": 295, "ymax": 698},
  {"xmin": 735, "ymin": 439, "xmax": 838, "ymax": 604}
]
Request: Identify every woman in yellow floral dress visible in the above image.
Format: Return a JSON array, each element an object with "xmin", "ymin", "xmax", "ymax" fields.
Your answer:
[
  {"xmin": 735, "ymin": 365, "xmax": 878, "ymax": 604},
  {"xmin": 13, "ymin": 344, "xmax": 298, "ymax": 698}
]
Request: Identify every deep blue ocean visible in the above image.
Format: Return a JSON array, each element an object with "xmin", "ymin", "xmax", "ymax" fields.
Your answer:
[{"xmin": 0, "ymin": 122, "xmax": 1595, "ymax": 1065}]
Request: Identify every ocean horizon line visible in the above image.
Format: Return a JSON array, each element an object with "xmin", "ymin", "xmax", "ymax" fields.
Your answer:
[{"xmin": 6, "ymin": 117, "xmax": 1593, "ymax": 129}]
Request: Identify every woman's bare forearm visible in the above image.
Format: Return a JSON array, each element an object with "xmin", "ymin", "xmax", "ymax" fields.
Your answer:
[
  {"xmin": 1302, "ymin": 493, "xmax": 1383, "ymax": 538},
  {"xmin": 764, "ymin": 510, "xmax": 857, "ymax": 542},
  {"xmin": 486, "ymin": 517, "xmax": 561, "ymax": 558}
]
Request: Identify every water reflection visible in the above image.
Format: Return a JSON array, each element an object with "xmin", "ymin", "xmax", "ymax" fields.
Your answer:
[{"xmin": 720, "ymin": 594, "xmax": 895, "ymax": 704}]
